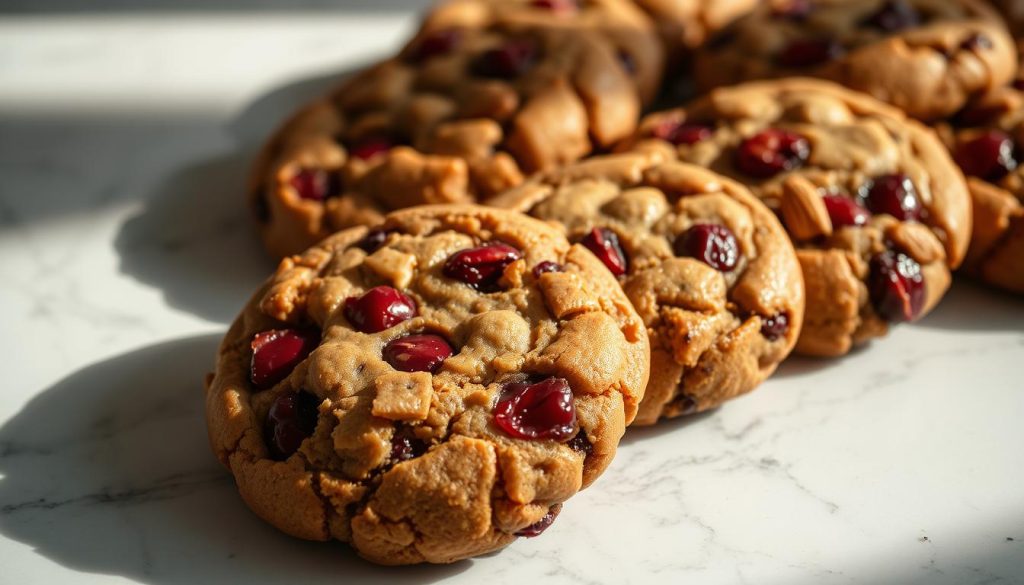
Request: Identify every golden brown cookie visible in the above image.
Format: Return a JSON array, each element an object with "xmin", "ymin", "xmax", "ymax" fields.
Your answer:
[
  {"xmin": 206, "ymin": 204, "xmax": 650, "ymax": 564},
  {"xmin": 488, "ymin": 152, "xmax": 803, "ymax": 424},
  {"xmin": 937, "ymin": 41, "xmax": 1024, "ymax": 293},
  {"xmin": 623, "ymin": 79, "xmax": 972, "ymax": 357},
  {"xmin": 694, "ymin": 0, "xmax": 1017, "ymax": 121},
  {"xmin": 631, "ymin": 0, "xmax": 759, "ymax": 53},
  {"xmin": 250, "ymin": 1, "xmax": 663, "ymax": 258}
]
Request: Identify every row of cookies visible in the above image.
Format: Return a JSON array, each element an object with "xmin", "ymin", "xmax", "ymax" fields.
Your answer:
[{"xmin": 207, "ymin": 0, "xmax": 1021, "ymax": 566}]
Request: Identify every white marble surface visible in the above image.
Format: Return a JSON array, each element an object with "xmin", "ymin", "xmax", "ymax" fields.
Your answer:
[{"xmin": 1, "ymin": 5, "xmax": 1023, "ymax": 584}]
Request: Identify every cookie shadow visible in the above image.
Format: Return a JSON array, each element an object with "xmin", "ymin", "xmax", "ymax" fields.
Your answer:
[
  {"xmin": 113, "ymin": 62, "xmax": 371, "ymax": 324},
  {"xmin": 619, "ymin": 409, "xmax": 718, "ymax": 445},
  {"xmin": 916, "ymin": 278, "xmax": 1024, "ymax": 333},
  {"xmin": 0, "ymin": 336, "xmax": 469, "ymax": 584}
]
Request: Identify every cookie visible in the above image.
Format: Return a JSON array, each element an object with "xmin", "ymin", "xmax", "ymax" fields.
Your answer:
[
  {"xmin": 488, "ymin": 152, "xmax": 803, "ymax": 424},
  {"xmin": 937, "ymin": 41, "xmax": 1024, "ymax": 293},
  {"xmin": 206, "ymin": 204, "xmax": 651, "ymax": 564},
  {"xmin": 624, "ymin": 79, "xmax": 971, "ymax": 357},
  {"xmin": 694, "ymin": 0, "xmax": 1017, "ymax": 121},
  {"xmin": 631, "ymin": 0, "xmax": 759, "ymax": 51},
  {"xmin": 250, "ymin": 1, "xmax": 662, "ymax": 258}
]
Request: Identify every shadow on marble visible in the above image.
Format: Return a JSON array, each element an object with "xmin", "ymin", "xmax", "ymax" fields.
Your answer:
[
  {"xmin": 917, "ymin": 279, "xmax": 1024, "ymax": 333},
  {"xmin": 114, "ymin": 153, "xmax": 277, "ymax": 323},
  {"xmin": 619, "ymin": 409, "xmax": 719, "ymax": 446},
  {"xmin": 0, "ymin": 335, "xmax": 470, "ymax": 583},
  {"xmin": 1, "ymin": 0, "xmax": 433, "ymax": 14}
]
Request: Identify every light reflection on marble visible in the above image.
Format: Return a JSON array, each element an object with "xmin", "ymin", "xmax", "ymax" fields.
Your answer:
[{"xmin": 1, "ymin": 6, "xmax": 1023, "ymax": 585}]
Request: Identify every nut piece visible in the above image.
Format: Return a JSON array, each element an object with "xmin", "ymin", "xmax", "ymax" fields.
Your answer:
[{"xmin": 781, "ymin": 175, "xmax": 832, "ymax": 241}]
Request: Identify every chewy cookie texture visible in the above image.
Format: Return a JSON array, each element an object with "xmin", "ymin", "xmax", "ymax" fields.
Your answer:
[
  {"xmin": 249, "ymin": 0, "xmax": 663, "ymax": 258},
  {"xmin": 695, "ymin": 0, "xmax": 1018, "ymax": 121},
  {"xmin": 624, "ymin": 79, "xmax": 971, "ymax": 356},
  {"xmin": 489, "ymin": 152, "xmax": 804, "ymax": 424},
  {"xmin": 937, "ymin": 40, "xmax": 1024, "ymax": 294},
  {"xmin": 206, "ymin": 205, "xmax": 650, "ymax": 564}
]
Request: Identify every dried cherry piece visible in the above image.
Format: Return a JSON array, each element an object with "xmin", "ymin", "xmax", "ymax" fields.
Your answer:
[
  {"xmin": 443, "ymin": 242, "xmax": 522, "ymax": 292},
  {"xmin": 266, "ymin": 391, "xmax": 320, "ymax": 460},
  {"xmin": 344, "ymin": 286, "xmax": 417, "ymax": 333},
  {"xmin": 494, "ymin": 377, "xmax": 577, "ymax": 441},
  {"xmin": 250, "ymin": 329, "xmax": 319, "ymax": 389}
]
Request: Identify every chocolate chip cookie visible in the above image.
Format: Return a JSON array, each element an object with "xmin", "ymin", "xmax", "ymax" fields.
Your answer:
[
  {"xmin": 694, "ymin": 0, "xmax": 1017, "ymax": 121},
  {"xmin": 937, "ymin": 41, "xmax": 1024, "ymax": 293},
  {"xmin": 488, "ymin": 152, "xmax": 803, "ymax": 424},
  {"xmin": 250, "ymin": 1, "xmax": 661, "ymax": 258},
  {"xmin": 624, "ymin": 79, "xmax": 971, "ymax": 357},
  {"xmin": 206, "ymin": 204, "xmax": 651, "ymax": 564}
]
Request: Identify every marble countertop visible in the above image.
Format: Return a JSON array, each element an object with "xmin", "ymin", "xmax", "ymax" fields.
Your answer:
[{"xmin": 2, "ymin": 4, "xmax": 1022, "ymax": 584}]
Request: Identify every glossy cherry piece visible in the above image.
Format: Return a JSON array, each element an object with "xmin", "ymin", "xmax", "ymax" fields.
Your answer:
[
  {"xmin": 953, "ymin": 130, "xmax": 1018, "ymax": 181},
  {"xmin": 409, "ymin": 29, "xmax": 461, "ymax": 62},
  {"xmin": 390, "ymin": 429, "xmax": 427, "ymax": 465},
  {"xmin": 760, "ymin": 313, "xmax": 790, "ymax": 341},
  {"xmin": 515, "ymin": 505, "xmax": 562, "ymax": 537},
  {"xmin": 350, "ymin": 136, "xmax": 393, "ymax": 161},
  {"xmin": 651, "ymin": 120, "xmax": 714, "ymax": 146},
  {"xmin": 250, "ymin": 329, "xmax": 319, "ymax": 389},
  {"xmin": 444, "ymin": 242, "xmax": 522, "ymax": 292},
  {"xmin": 869, "ymin": 251, "xmax": 925, "ymax": 323},
  {"xmin": 580, "ymin": 228, "xmax": 628, "ymax": 276},
  {"xmin": 473, "ymin": 39, "xmax": 537, "ymax": 79},
  {"xmin": 383, "ymin": 334, "xmax": 454, "ymax": 373},
  {"xmin": 266, "ymin": 391, "xmax": 320, "ymax": 460},
  {"xmin": 344, "ymin": 286, "xmax": 417, "ymax": 333},
  {"xmin": 674, "ymin": 224, "xmax": 741, "ymax": 272},
  {"xmin": 864, "ymin": 174, "xmax": 922, "ymax": 221},
  {"xmin": 777, "ymin": 38, "xmax": 843, "ymax": 68},
  {"xmin": 863, "ymin": 0, "xmax": 920, "ymax": 32},
  {"xmin": 822, "ymin": 194, "xmax": 871, "ymax": 228},
  {"xmin": 735, "ymin": 129, "xmax": 810, "ymax": 178},
  {"xmin": 567, "ymin": 431, "xmax": 593, "ymax": 455},
  {"xmin": 530, "ymin": 0, "xmax": 577, "ymax": 13},
  {"xmin": 494, "ymin": 377, "xmax": 577, "ymax": 441},
  {"xmin": 354, "ymin": 228, "xmax": 390, "ymax": 253},
  {"xmin": 532, "ymin": 261, "xmax": 563, "ymax": 278},
  {"xmin": 289, "ymin": 168, "xmax": 340, "ymax": 201}
]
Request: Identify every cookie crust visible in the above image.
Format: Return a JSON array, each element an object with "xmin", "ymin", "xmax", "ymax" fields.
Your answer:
[
  {"xmin": 489, "ymin": 152, "xmax": 804, "ymax": 424},
  {"xmin": 694, "ymin": 0, "xmax": 1017, "ymax": 121},
  {"xmin": 625, "ymin": 79, "xmax": 971, "ymax": 356},
  {"xmin": 249, "ymin": 1, "xmax": 662, "ymax": 258},
  {"xmin": 206, "ymin": 204, "xmax": 650, "ymax": 564}
]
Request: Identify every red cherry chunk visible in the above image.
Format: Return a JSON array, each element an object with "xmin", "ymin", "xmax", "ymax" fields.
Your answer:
[
  {"xmin": 409, "ymin": 29, "xmax": 461, "ymax": 62},
  {"xmin": 390, "ymin": 429, "xmax": 427, "ymax": 465},
  {"xmin": 531, "ymin": 0, "xmax": 577, "ymax": 13},
  {"xmin": 473, "ymin": 40, "xmax": 537, "ymax": 79},
  {"xmin": 444, "ymin": 242, "xmax": 522, "ymax": 292},
  {"xmin": 864, "ymin": 174, "xmax": 922, "ymax": 221},
  {"xmin": 515, "ymin": 505, "xmax": 562, "ymax": 537},
  {"xmin": 567, "ymin": 431, "xmax": 593, "ymax": 455},
  {"xmin": 863, "ymin": 0, "xmax": 920, "ymax": 32},
  {"xmin": 1012, "ymin": 78, "xmax": 1024, "ymax": 91},
  {"xmin": 383, "ymin": 334, "xmax": 453, "ymax": 373},
  {"xmin": 494, "ymin": 377, "xmax": 577, "ymax": 441},
  {"xmin": 581, "ymin": 228, "xmax": 628, "ymax": 276},
  {"xmin": 344, "ymin": 286, "xmax": 417, "ymax": 333},
  {"xmin": 532, "ymin": 261, "xmax": 563, "ymax": 278},
  {"xmin": 289, "ymin": 168, "xmax": 340, "ymax": 201},
  {"xmin": 777, "ymin": 38, "xmax": 844, "ymax": 68},
  {"xmin": 266, "ymin": 391, "xmax": 320, "ymax": 460},
  {"xmin": 354, "ymin": 228, "xmax": 390, "ymax": 253},
  {"xmin": 674, "ymin": 224, "xmax": 741, "ymax": 272},
  {"xmin": 760, "ymin": 313, "xmax": 790, "ymax": 341},
  {"xmin": 869, "ymin": 251, "xmax": 925, "ymax": 323},
  {"xmin": 651, "ymin": 120, "xmax": 714, "ymax": 146},
  {"xmin": 250, "ymin": 329, "xmax": 319, "ymax": 389},
  {"xmin": 823, "ymin": 194, "xmax": 871, "ymax": 228},
  {"xmin": 350, "ymin": 136, "xmax": 393, "ymax": 161},
  {"xmin": 954, "ymin": 130, "xmax": 1018, "ymax": 181},
  {"xmin": 735, "ymin": 129, "xmax": 810, "ymax": 178}
]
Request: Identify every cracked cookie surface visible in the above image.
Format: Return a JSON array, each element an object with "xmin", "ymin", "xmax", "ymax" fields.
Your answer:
[
  {"xmin": 206, "ymin": 204, "xmax": 650, "ymax": 564},
  {"xmin": 694, "ymin": 0, "xmax": 1017, "ymax": 121},
  {"xmin": 937, "ymin": 40, "xmax": 1024, "ymax": 293},
  {"xmin": 489, "ymin": 152, "xmax": 803, "ymax": 424},
  {"xmin": 249, "ymin": 0, "xmax": 662, "ymax": 258},
  {"xmin": 631, "ymin": 0, "xmax": 758, "ymax": 53},
  {"xmin": 624, "ymin": 79, "xmax": 971, "ymax": 356}
]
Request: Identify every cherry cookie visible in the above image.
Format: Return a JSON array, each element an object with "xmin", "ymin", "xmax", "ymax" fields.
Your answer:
[
  {"xmin": 489, "ymin": 152, "xmax": 804, "ymax": 424},
  {"xmin": 625, "ymin": 79, "xmax": 971, "ymax": 357},
  {"xmin": 249, "ymin": 0, "xmax": 661, "ymax": 258},
  {"xmin": 937, "ymin": 41, "xmax": 1024, "ymax": 294},
  {"xmin": 206, "ymin": 205, "xmax": 650, "ymax": 564},
  {"xmin": 694, "ymin": 0, "xmax": 1017, "ymax": 121},
  {"xmin": 630, "ymin": 0, "xmax": 759, "ymax": 54}
]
